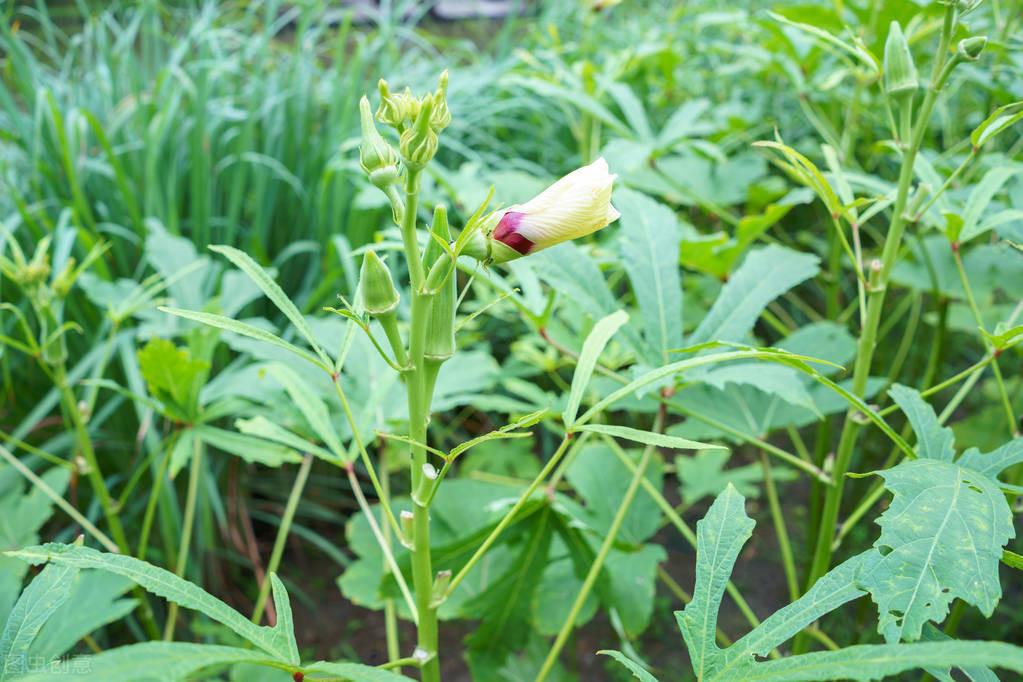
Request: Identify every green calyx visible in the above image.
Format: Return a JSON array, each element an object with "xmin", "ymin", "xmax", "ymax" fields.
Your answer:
[
  {"xmin": 359, "ymin": 96, "xmax": 399, "ymax": 188},
  {"xmin": 883, "ymin": 21, "xmax": 918, "ymax": 98},
  {"xmin": 400, "ymin": 95, "xmax": 439, "ymax": 171},
  {"xmin": 359, "ymin": 250, "xmax": 400, "ymax": 317},
  {"xmin": 424, "ymin": 205, "xmax": 455, "ymax": 362}
]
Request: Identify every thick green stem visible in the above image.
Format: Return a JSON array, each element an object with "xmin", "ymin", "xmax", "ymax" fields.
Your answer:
[
  {"xmin": 164, "ymin": 436, "xmax": 203, "ymax": 640},
  {"xmin": 252, "ymin": 453, "xmax": 314, "ymax": 624},
  {"xmin": 400, "ymin": 168, "xmax": 441, "ymax": 682},
  {"xmin": 804, "ymin": 1, "xmax": 958, "ymax": 606}
]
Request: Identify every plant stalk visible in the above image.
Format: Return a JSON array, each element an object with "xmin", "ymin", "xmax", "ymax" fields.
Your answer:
[
  {"xmin": 252, "ymin": 453, "xmax": 314, "ymax": 624},
  {"xmin": 804, "ymin": 0, "xmax": 958, "ymax": 612}
]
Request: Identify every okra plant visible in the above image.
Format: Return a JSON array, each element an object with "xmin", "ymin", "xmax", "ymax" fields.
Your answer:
[{"xmin": 2, "ymin": 0, "xmax": 1023, "ymax": 680}]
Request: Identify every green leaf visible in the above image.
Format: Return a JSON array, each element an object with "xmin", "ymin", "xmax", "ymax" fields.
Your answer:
[
  {"xmin": 563, "ymin": 310, "xmax": 629, "ymax": 429},
  {"xmin": 1003, "ymin": 549, "xmax": 1023, "ymax": 571},
  {"xmin": 858, "ymin": 459, "xmax": 1015, "ymax": 643},
  {"xmin": 160, "ymin": 307, "xmax": 326, "ymax": 370},
  {"xmin": 210, "ymin": 244, "xmax": 332, "ymax": 368},
  {"xmin": 195, "ymin": 425, "xmax": 303, "ymax": 469},
  {"xmin": 920, "ymin": 624, "xmax": 999, "ymax": 682},
  {"xmin": 887, "ymin": 384, "xmax": 954, "ymax": 461},
  {"xmin": 735, "ymin": 641, "xmax": 1023, "ymax": 681},
  {"xmin": 676, "ymin": 484, "xmax": 754, "ymax": 679},
  {"xmin": 465, "ymin": 510, "xmax": 553, "ymax": 674},
  {"xmin": 136, "ymin": 338, "xmax": 208, "ymax": 409},
  {"xmin": 675, "ymin": 450, "xmax": 795, "ymax": 506},
  {"xmin": 267, "ymin": 363, "xmax": 347, "ymax": 461},
  {"xmin": 1, "ymin": 562, "xmax": 78, "ymax": 680},
  {"xmin": 958, "ymin": 166, "xmax": 1023, "ymax": 244},
  {"xmin": 29, "ymin": 571, "xmax": 134, "ymax": 661},
  {"xmin": 689, "ymin": 246, "xmax": 819, "ymax": 345},
  {"xmin": 0, "ymin": 466, "xmax": 69, "ymax": 625},
  {"xmin": 531, "ymin": 558, "xmax": 597, "ymax": 636},
  {"xmin": 268, "ymin": 574, "xmax": 298, "ymax": 667},
  {"xmin": 304, "ymin": 661, "xmax": 417, "ymax": 681},
  {"xmin": 958, "ymin": 437, "xmax": 1023, "ymax": 479},
  {"xmin": 235, "ymin": 416, "xmax": 337, "ymax": 463},
  {"xmin": 6, "ymin": 544, "xmax": 299, "ymax": 664},
  {"xmin": 718, "ymin": 555, "xmax": 866, "ymax": 673},
  {"xmin": 16, "ymin": 643, "xmax": 279, "ymax": 682},
  {"xmin": 577, "ymin": 424, "xmax": 724, "ymax": 451},
  {"xmin": 616, "ymin": 188, "xmax": 683, "ymax": 364},
  {"xmin": 970, "ymin": 101, "xmax": 1023, "ymax": 149},
  {"xmin": 565, "ymin": 444, "xmax": 664, "ymax": 545},
  {"xmin": 580, "ymin": 347, "xmax": 831, "ymax": 427},
  {"xmin": 598, "ymin": 650, "xmax": 660, "ymax": 681},
  {"xmin": 606, "ymin": 544, "xmax": 666, "ymax": 637}
]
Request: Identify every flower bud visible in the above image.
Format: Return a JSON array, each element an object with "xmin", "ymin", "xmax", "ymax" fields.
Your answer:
[
  {"xmin": 424, "ymin": 205, "xmax": 455, "ymax": 362},
  {"xmin": 883, "ymin": 21, "xmax": 918, "ymax": 98},
  {"xmin": 430, "ymin": 70, "xmax": 452, "ymax": 132},
  {"xmin": 51, "ymin": 257, "xmax": 77, "ymax": 298},
  {"xmin": 359, "ymin": 97, "xmax": 400, "ymax": 188},
  {"xmin": 463, "ymin": 158, "xmax": 620, "ymax": 264},
  {"xmin": 358, "ymin": 250, "xmax": 400, "ymax": 317},
  {"xmin": 375, "ymin": 79, "xmax": 406, "ymax": 130},
  {"xmin": 957, "ymin": 36, "xmax": 987, "ymax": 61},
  {"xmin": 400, "ymin": 95, "xmax": 439, "ymax": 171}
]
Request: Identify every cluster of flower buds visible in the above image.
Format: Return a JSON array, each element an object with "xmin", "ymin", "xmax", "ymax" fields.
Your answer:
[
  {"xmin": 363, "ymin": 71, "xmax": 452, "ymax": 174},
  {"xmin": 462, "ymin": 158, "xmax": 621, "ymax": 264}
]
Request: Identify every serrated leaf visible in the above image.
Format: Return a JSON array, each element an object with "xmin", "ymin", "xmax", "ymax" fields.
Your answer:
[
  {"xmin": 958, "ymin": 437, "xmax": 1023, "ymax": 479},
  {"xmin": 303, "ymin": 661, "xmax": 416, "ymax": 681},
  {"xmin": 195, "ymin": 425, "xmax": 303, "ymax": 469},
  {"xmin": 136, "ymin": 338, "xmax": 208, "ymax": 409},
  {"xmin": 734, "ymin": 641, "xmax": 1023, "ymax": 681},
  {"xmin": 160, "ymin": 307, "xmax": 326, "ymax": 370},
  {"xmin": 5, "ymin": 544, "xmax": 299, "ymax": 663},
  {"xmin": 675, "ymin": 450, "xmax": 795, "ymax": 506},
  {"xmin": 17, "ymin": 643, "xmax": 278, "ymax": 682},
  {"xmin": 616, "ymin": 189, "xmax": 683, "ymax": 364},
  {"xmin": 0, "ymin": 467, "xmax": 69, "ymax": 625},
  {"xmin": 563, "ymin": 310, "xmax": 629, "ymax": 428},
  {"xmin": 598, "ymin": 650, "xmax": 660, "ymax": 681},
  {"xmin": 565, "ymin": 444, "xmax": 664, "ymax": 545},
  {"xmin": 267, "ymin": 363, "xmax": 347, "ymax": 461},
  {"xmin": 577, "ymin": 424, "xmax": 724, "ymax": 451},
  {"xmin": 235, "ymin": 416, "xmax": 337, "ymax": 463},
  {"xmin": 718, "ymin": 555, "xmax": 866, "ymax": 673},
  {"xmin": 676, "ymin": 485, "xmax": 754, "ymax": 679},
  {"xmin": 268, "ymin": 574, "xmax": 298, "ymax": 666},
  {"xmin": 29, "ymin": 571, "xmax": 134, "ymax": 661},
  {"xmin": 210, "ymin": 245, "xmax": 331, "ymax": 367},
  {"xmin": 920, "ymin": 624, "xmax": 999, "ymax": 682},
  {"xmin": 0, "ymin": 562, "xmax": 78, "ymax": 680},
  {"xmin": 888, "ymin": 384, "xmax": 954, "ymax": 461},
  {"xmin": 465, "ymin": 510, "xmax": 553, "ymax": 673},
  {"xmin": 858, "ymin": 459, "xmax": 1015, "ymax": 643},
  {"xmin": 689, "ymin": 246, "xmax": 819, "ymax": 345}
]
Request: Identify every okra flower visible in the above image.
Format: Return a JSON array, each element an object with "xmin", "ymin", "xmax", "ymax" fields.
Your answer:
[{"xmin": 463, "ymin": 158, "xmax": 620, "ymax": 264}]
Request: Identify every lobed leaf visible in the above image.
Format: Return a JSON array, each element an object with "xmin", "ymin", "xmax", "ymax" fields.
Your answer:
[{"xmin": 5, "ymin": 544, "xmax": 299, "ymax": 664}]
